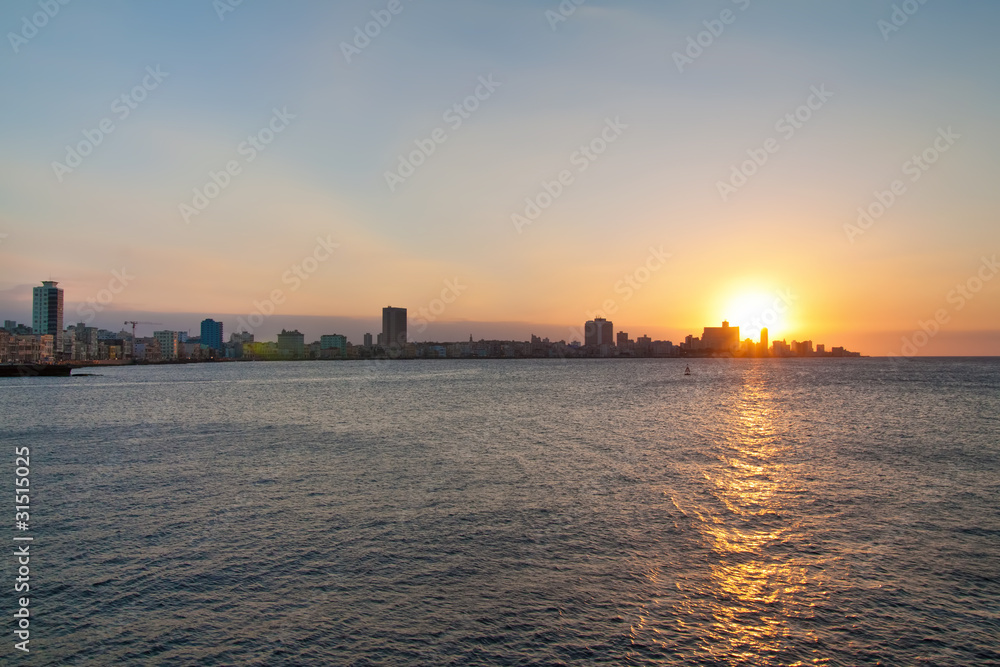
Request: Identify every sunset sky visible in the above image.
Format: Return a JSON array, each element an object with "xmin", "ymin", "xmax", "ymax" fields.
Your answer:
[{"xmin": 1, "ymin": 0, "xmax": 997, "ymax": 355}]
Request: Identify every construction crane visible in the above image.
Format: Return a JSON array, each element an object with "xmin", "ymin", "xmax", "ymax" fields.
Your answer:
[{"xmin": 124, "ymin": 321, "xmax": 162, "ymax": 360}]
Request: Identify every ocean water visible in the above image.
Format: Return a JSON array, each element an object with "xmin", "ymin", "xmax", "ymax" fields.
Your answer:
[{"xmin": 1, "ymin": 358, "xmax": 998, "ymax": 666}]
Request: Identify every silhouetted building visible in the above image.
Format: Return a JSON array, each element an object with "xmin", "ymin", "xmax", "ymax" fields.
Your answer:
[
  {"xmin": 793, "ymin": 340, "xmax": 814, "ymax": 355},
  {"xmin": 32, "ymin": 280, "xmax": 64, "ymax": 353},
  {"xmin": 363, "ymin": 332, "xmax": 373, "ymax": 347},
  {"xmin": 382, "ymin": 307, "xmax": 407, "ymax": 349},
  {"xmin": 701, "ymin": 321, "xmax": 739, "ymax": 353},
  {"xmin": 585, "ymin": 317, "xmax": 613, "ymax": 347}
]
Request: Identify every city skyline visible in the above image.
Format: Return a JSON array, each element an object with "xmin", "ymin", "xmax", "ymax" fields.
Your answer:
[
  {"xmin": 5, "ymin": 279, "xmax": 860, "ymax": 364},
  {"xmin": 1, "ymin": 2, "xmax": 998, "ymax": 356},
  {"xmin": 0, "ymin": 276, "xmax": 985, "ymax": 357}
]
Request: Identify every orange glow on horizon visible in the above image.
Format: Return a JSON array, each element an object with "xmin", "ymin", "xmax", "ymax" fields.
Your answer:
[{"xmin": 718, "ymin": 288, "xmax": 797, "ymax": 343}]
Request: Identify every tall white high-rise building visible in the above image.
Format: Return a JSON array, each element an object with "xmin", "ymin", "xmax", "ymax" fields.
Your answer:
[{"xmin": 32, "ymin": 280, "xmax": 64, "ymax": 353}]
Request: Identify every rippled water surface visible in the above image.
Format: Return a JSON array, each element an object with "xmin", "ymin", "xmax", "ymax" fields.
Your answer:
[{"xmin": 2, "ymin": 358, "xmax": 998, "ymax": 665}]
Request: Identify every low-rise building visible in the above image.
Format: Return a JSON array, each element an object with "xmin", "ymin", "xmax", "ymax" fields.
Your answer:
[{"xmin": 277, "ymin": 329, "xmax": 305, "ymax": 359}]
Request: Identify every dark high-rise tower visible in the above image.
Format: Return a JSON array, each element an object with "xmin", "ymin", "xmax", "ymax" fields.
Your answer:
[
  {"xmin": 585, "ymin": 317, "xmax": 613, "ymax": 347},
  {"xmin": 382, "ymin": 306, "xmax": 407, "ymax": 349}
]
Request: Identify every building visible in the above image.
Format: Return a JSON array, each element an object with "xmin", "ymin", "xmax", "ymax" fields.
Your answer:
[
  {"xmin": 182, "ymin": 336, "xmax": 203, "ymax": 359},
  {"xmin": 616, "ymin": 331, "xmax": 630, "ymax": 348},
  {"xmin": 701, "ymin": 321, "xmax": 740, "ymax": 353},
  {"xmin": 243, "ymin": 341, "xmax": 279, "ymax": 360},
  {"xmin": 200, "ymin": 319, "xmax": 224, "ymax": 354},
  {"xmin": 277, "ymin": 329, "xmax": 305, "ymax": 359},
  {"xmin": 320, "ymin": 334, "xmax": 347, "ymax": 358},
  {"xmin": 363, "ymin": 332, "xmax": 373, "ymax": 347},
  {"xmin": 0, "ymin": 332, "xmax": 53, "ymax": 363},
  {"xmin": 652, "ymin": 340, "xmax": 675, "ymax": 356},
  {"xmin": 584, "ymin": 317, "xmax": 613, "ymax": 347},
  {"xmin": 382, "ymin": 306, "xmax": 407, "ymax": 349},
  {"xmin": 793, "ymin": 340, "xmax": 814, "ymax": 356},
  {"xmin": 153, "ymin": 330, "xmax": 179, "ymax": 360},
  {"xmin": 135, "ymin": 336, "xmax": 160, "ymax": 361},
  {"xmin": 32, "ymin": 280, "xmax": 64, "ymax": 354}
]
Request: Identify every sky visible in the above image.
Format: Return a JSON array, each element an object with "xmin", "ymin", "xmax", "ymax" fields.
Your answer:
[{"xmin": 1, "ymin": 0, "xmax": 998, "ymax": 355}]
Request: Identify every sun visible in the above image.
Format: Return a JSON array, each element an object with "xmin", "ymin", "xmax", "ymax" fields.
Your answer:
[{"xmin": 722, "ymin": 290, "xmax": 790, "ymax": 342}]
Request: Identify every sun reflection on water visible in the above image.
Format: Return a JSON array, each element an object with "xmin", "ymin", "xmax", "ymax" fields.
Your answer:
[{"xmin": 663, "ymin": 364, "xmax": 826, "ymax": 665}]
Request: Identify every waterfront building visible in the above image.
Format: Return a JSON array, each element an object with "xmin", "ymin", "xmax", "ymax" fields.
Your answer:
[
  {"xmin": 0, "ymin": 332, "xmax": 52, "ymax": 363},
  {"xmin": 153, "ymin": 330, "xmax": 179, "ymax": 360},
  {"xmin": 793, "ymin": 340, "xmax": 814, "ymax": 355},
  {"xmin": 136, "ymin": 337, "xmax": 160, "ymax": 361},
  {"xmin": 200, "ymin": 319, "xmax": 224, "ymax": 353},
  {"xmin": 320, "ymin": 334, "xmax": 348, "ymax": 359},
  {"xmin": 320, "ymin": 334, "xmax": 347, "ymax": 352},
  {"xmin": 32, "ymin": 280, "xmax": 64, "ymax": 353},
  {"xmin": 277, "ymin": 329, "xmax": 305, "ymax": 359},
  {"xmin": 701, "ymin": 321, "xmax": 740, "ymax": 353},
  {"xmin": 382, "ymin": 307, "xmax": 407, "ymax": 349},
  {"xmin": 584, "ymin": 317, "xmax": 613, "ymax": 347}
]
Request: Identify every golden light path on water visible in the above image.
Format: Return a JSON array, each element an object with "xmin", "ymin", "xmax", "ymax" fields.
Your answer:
[{"xmin": 638, "ymin": 363, "xmax": 831, "ymax": 665}]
